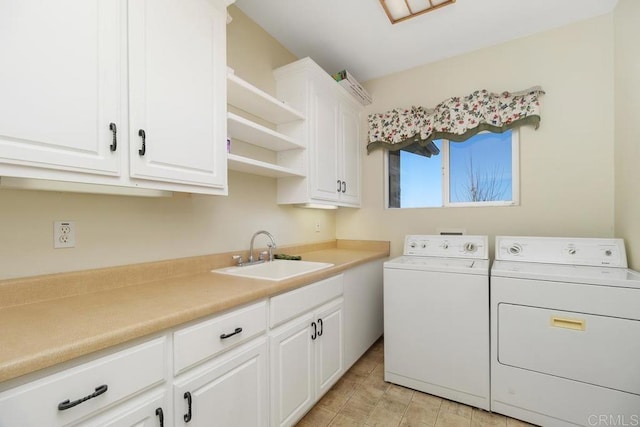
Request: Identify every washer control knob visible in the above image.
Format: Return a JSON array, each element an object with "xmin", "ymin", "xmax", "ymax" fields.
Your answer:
[
  {"xmin": 442, "ymin": 243, "xmax": 449, "ymax": 250},
  {"xmin": 421, "ymin": 242, "xmax": 427, "ymax": 249},
  {"xmin": 409, "ymin": 241, "xmax": 417, "ymax": 249},
  {"xmin": 507, "ymin": 244, "xmax": 522, "ymax": 255},
  {"xmin": 568, "ymin": 248, "xmax": 576, "ymax": 255},
  {"xmin": 464, "ymin": 242, "xmax": 477, "ymax": 253},
  {"xmin": 605, "ymin": 250, "xmax": 613, "ymax": 256}
]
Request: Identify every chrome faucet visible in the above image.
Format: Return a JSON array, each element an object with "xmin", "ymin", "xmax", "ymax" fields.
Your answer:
[{"xmin": 248, "ymin": 230, "xmax": 277, "ymax": 264}]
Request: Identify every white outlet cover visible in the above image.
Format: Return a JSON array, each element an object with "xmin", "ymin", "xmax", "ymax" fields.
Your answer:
[{"xmin": 54, "ymin": 220, "xmax": 76, "ymax": 249}]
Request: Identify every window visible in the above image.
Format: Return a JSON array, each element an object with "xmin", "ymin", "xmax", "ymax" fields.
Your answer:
[{"xmin": 387, "ymin": 129, "xmax": 519, "ymax": 208}]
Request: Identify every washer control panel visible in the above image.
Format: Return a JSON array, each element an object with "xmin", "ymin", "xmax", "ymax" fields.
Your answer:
[
  {"xmin": 495, "ymin": 236, "xmax": 627, "ymax": 267},
  {"xmin": 403, "ymin": 235, "xmax": 488, "ymax": 259}
]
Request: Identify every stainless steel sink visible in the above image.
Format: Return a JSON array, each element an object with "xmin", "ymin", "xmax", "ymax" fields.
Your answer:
[{"xmin": 213, "ymin": 259, "xmax": 334, "ymax": 281}]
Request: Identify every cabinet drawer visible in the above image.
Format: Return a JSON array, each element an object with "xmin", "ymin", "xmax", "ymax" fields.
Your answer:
[
  {"xmin": 270, "ymin": 275, "xmax": 343, "ymax": 328},
  {"xmin": 174, "ymin": 300, "xmax": 267, "ymax": 374},
  {"xmin": 0, "ymin": 338, "xmax": 166, "ymax": 427}
]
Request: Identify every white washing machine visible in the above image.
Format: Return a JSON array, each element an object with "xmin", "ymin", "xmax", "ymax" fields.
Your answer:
[
  {"xmin": 491, "ymin": 236, "xmax": 640, "ymax": 426},
  {"xmin": 384, "ymin": 234, "xmax": 490, "ymax": 410}
]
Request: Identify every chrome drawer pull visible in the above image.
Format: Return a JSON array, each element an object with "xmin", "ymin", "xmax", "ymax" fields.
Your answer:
[{"xmin": 57, "ymin": 384, "xmax": 108, "ymax": 411}]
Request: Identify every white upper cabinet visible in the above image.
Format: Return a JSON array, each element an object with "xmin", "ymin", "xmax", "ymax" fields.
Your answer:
[
  {"xmin": 0, "ymin": 0, "xmax": 229, "ymax": 195},
  {"xmin": 337, "ymin": 100, "xmax": 361, "ymax": 205},
  {"xmin": 0, "ymin": 0, "xmax": 122, "ymax": 176},
  {"xmin": 128, "ymin": 0, "xmax": 227, "ymax": 189},
  {"xmin": 308, "ymin": 79, "xmax": 340, "ymax": 202},
  {"xmin": 274, "ymin": 58, "xmax": 363, "ymax": 208}
]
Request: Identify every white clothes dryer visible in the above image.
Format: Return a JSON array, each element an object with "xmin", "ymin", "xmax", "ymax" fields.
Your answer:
[
  {"xmin": 491, "ymin": 236, "xmax": 640, "ymax": 427},
  {"xmin": 384, "ymin": 235, "xmax": 490, "ymax": 410}
]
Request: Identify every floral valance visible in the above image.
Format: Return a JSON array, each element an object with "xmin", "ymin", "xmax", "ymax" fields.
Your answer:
[{"xmin": 367, "ymin": 86, "xmax": 545, "ymax": 154}]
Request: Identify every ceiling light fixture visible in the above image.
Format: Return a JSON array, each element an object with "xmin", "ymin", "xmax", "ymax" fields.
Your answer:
[{"xmin": 380, "ymin": 0, "xmax": 456, "ymax": 24}]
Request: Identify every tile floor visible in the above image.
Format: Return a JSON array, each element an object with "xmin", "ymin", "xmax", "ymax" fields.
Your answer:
[{"xmin": 296, "ymin": 338, "xmax": 534, "ymax": 427}]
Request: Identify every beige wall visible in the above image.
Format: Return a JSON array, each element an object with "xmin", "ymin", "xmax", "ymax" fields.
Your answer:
[
  {"xmin": 2, "ymin": 7, "xmax": 633, "ymax": 279},
  {"xmin": 337, "ymin": 15, "xmax": 617, "ymax": 258},
  {"xmin": 614, "ymin": 0, "xmax": 640, "ymax": 270},
  {"xmin": 0, "ymin": 6, "xmax": 336, "ymax": 280}
]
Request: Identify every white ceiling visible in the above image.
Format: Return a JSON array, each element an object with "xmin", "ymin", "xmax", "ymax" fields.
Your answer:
[{"xmin": 234, "ymin": 0, "xmax": 618, "ymax": 83}]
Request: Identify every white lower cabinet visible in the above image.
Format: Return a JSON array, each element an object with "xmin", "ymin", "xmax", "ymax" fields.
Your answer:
[
  {"xmin": 172, "ymin": 300, "xmax": 268, "ymax": 426},
  {"xmin": 313, "ymin": 299, "xmax": 345, "ymax": 397},
  {"xmin": 0, "ymin": 265, "xmax": 383, "ymax": 426},
  {"xmin": 270, "ymin": 312, "xmax": 315, "ymax": 425},
  {"xmin": 82, "ymin": 389, "xmax": 168, "ymax": 427},
  {"xmin": 173, "ymin": 337, "xmax": 268, "ymax": 427},
  {"xmin": 0, "ymin": 337, "xmax": 167, "ymax": 427},
  {"xmin": 269, "ymin": 276, "xmax": 344, "ymax": 427},
  {"xmin": 343, "ymin": 260, "xmax": 384, "ymax": 369}
]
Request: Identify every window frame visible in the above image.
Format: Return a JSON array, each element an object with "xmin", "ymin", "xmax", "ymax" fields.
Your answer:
[{"xmin": 384, "ymin": 129, "xmax": 520, "ymax": 209}]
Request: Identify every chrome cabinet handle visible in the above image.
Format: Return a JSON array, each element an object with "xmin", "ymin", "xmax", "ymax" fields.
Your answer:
[
  {"xmin": 109, "ymin": 123, "xmax": 117, "ymax": 152},
  {"xmin": 138, "ymin": 129, "xmax": 146, "ymax": 156},
  {"xmin": 58, "ymin": 384, "xmax": 108, "ymax": 411}
]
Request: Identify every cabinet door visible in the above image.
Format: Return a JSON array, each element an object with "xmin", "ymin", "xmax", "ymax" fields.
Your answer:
[
  {"xmin": 0, "ymin": 0, "xmax": 122, "ymax": 176},
  {"xmin": 174, "ymin": 337, "xmax": 268, "ymax": 427},
  {"xmin": 315, "ymin": 298, "xmax": 344, "ymax": 397},
  {"xmin": 270, "ymin": 313, "xmax": 315, "ymax": 427},
  {"xmin": 338, "ymin": 100, "xmax": 361, "ymax": 206},
  {"xmin": 309, "ymin": 82, "xmax": 339, "ymax": 203},
  {"xmin": 128, "ymin": 0, "xmax": 227, "ymax": 189},
  {"xmin": 83, "ymin": 391, "xmax": 167, "ymax": 427}
]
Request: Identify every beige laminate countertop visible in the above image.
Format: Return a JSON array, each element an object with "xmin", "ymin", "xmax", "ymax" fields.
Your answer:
[{"xmin": 0, "ymin": 240, "xmax": 389, "ymax": 384}]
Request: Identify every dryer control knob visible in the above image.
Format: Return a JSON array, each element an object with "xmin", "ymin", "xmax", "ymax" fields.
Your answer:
[
  {"xmin": 605, "ymin": 250, "xmax": 613, "ymax": 256},
  {"xmin": 568, "ymin": 248, "xmax": 577, "ymax": 255},
  {"xmin": 442, "ymin": 243, "xmax": 449, "ymax": 249},
  {"xmin": 464, "ymin": 242, "xmax": 477, "ymax": 253},
  {"xmin": 409, "ymin": 241, "xmax": 417, "ymax": 248},
  {"xmin": 507, "ymin": 244, "xmax": 522, "ymax": 255}
]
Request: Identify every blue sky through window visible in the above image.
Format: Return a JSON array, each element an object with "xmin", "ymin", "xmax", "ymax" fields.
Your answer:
[
  {"xmin": 449, "ymin": 132, "xmax": 512, "ymax": 203},
  {"xmin": 398, "ymin": 131, "xmax": 513, "ymax": 207},
  {"xmin": 399, "ymin": 140, "xmax": 442, "ymax": 207}
]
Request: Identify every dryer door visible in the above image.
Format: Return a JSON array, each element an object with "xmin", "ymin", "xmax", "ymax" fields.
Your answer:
[{"xmin": 497, "ymin": 303, "xmax": 640, "ymax": 395}]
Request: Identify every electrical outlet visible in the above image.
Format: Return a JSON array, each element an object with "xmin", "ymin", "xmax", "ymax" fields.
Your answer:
[
  {"xmin": 54, "ymin": 221, "xmax": 76, "ymax": 248},
  {"xmin": 315, "ymin": 222, "xmax": 320, "ymax": 233}
]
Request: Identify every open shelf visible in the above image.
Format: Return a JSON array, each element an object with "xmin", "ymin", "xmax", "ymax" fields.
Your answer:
[
  {"xmin": 227, "ymin": 73, "xmax": 305, "ymax": 124},
  {"xmin": 227, "ymin": 113, "xmax": 303, "ymax": 151},
  {"xmin": 227, "ymin": 154, "xmax": 305, "ymax": 178},
  {"xmin": 226, "ymin": 69, "xmax": 305, "ymax": 179}
]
